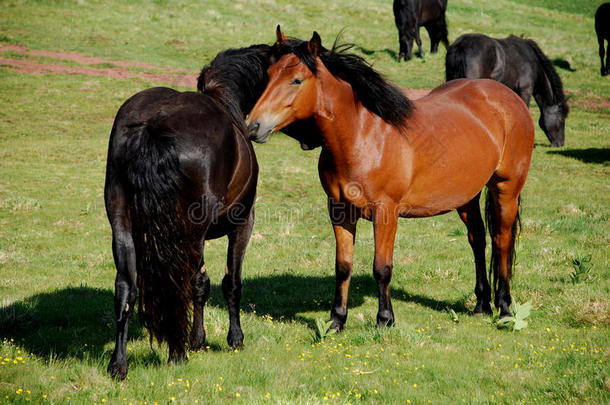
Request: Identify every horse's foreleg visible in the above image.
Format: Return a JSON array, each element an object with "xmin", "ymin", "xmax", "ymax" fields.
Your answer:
[
  {"xmin": 456, "ymin": 194, "xmax": 492, "ymax": 315},
  {"xmin": 372, "ymin": 205, "xmax": 398, "ymax": 327},
  {"xmin": 189, "ymin": 256, "xmax": 210, "ymax": 351},
  {"xmin": 106, "ymin": 184, "xmax": 137, "ymax": 380},
  {"xmin": 328, "ymin": 199, "xmax": 358, "ymax": 331},
  {"xmin": 223, "ymin": 208, "xmax": 254, "ymax": 349}
]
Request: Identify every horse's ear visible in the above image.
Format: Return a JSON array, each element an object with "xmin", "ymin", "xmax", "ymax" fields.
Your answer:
[
  {"xmin": 308, "ymin": 31, "xmax": 322, "ymax": 57},
  {"xmin": 276, "ymin": 25, "xmax": 287, "ymax": 46}
]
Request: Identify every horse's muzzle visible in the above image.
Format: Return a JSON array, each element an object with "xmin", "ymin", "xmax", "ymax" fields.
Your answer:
[{"xmin": 247, "ymin": 120, "xmax": 272, "ymax": 143}]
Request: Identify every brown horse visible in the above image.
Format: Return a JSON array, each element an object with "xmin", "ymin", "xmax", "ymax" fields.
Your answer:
[{"xmin": 247, "ymin": 29, "xmax": 534, "ymax": 330}]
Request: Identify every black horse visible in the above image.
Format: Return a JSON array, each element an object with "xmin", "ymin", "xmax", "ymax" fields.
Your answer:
[
  {"xmin": 446, "ymin": 33, "xmax": 569, "ymax": 147},
  {"xmin": 393, "ymin": 0, "xmax": 449, "ymax": 61},
  {"xmin": 105, "ymin": 44, "xmax": 274, "ymax": 379},
  {"xmin": 596, "ymin": 3, "xmax": 610, "ymax": 76}
]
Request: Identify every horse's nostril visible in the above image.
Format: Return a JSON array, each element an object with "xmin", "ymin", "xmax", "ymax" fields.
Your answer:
[{"xmin": 248, "ymin": 121, "xmax": 260, "ymax": 138}]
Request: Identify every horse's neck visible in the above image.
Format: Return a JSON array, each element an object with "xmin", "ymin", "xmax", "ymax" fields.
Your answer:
[{"xmin": 313, "ymin": 74, "xmax": 405, "ymax": 174}]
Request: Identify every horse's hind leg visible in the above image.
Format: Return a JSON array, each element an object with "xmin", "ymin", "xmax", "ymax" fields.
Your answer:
[
  {"xmin": 486, "ymin": 182, "xmax": 521, "ymax": 317},
  {"xmin": 223, "ymin": 208, "xmax": 254, "ymax": 349},
  {"xmin": 602, "ymin": 38, "xmax": 610, "ymax": 76},
  {"xmin": 414, "ymin": 27, "xmax": 424, "ymax": 57},
  {"xmin": 599, "ymin": 37, "xmax": 607, "ymax": 76},
  {"xmin": 456, "ymin": 194, "xmax": 492, "ymax": 315},
  {"xmin": 424, "ymin": 24, "xmax": 439, "ymax": 53},
  {"xmin": 106, "ymin": 182, "xmax": 137, "ymax": 380},
  {"xmin": 189, "ymin": 249, "xmax": 210, "ymax": 351},
  {"xmin": 425, "ymin": 16, "xmax": 448, "ymax": 54}
]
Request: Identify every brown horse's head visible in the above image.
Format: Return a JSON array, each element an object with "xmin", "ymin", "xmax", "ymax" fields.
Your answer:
[{"xmin": 247, "ymin": 30, "xmax": 323, "ymax": 143}]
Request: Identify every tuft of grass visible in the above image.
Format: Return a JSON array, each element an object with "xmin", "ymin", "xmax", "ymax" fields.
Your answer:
[
  {"xmin": 448, "ymin": 227, "xmax": 466, "ymax": 237},
  {"xmin": 446, "ymin": 307, "xmax": 459, "ymax": 323},
  {"xmin": 570, "ymin": 254, "xmax": 592, "ymax": 284},
  {"xmin": 493, "ymin": 302, "xmax": 532, "ymax": 331},
  {"xmin": 312, "ymin": 318, "xmax": 336, "ymax": 343}
]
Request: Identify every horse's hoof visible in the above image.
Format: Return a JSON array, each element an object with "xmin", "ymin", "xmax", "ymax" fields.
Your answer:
[
  {"xmin": 474, "ymin": 302, "xmax": 493, "ymax": 316},
  {"xmin": 107, "ymin": 361, "xmax": 128, "ymax": 380},
  {"xmin": 376, "ymin": 310, "xmax": 395, "ymax": 327},
  {"xmin": 189, "ymin": 333, "xmax": 207, "ymax": 352},
  {"xmin": 227, "ymin": 328, "xmax": 244, "ymax": 349},
  {"xmin": 329, "ymin": 319, "xmax": 345, "ymax": 332}
]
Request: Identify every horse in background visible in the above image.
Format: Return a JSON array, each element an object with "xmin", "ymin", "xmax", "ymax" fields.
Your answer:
[
  {"xmin": 248, "ymin": 28, "xmax": 534, "ymax": 331},
  {"xmin": 105, "ymin": 44, "xmax": 274, "ymax": 379},
  {"xmin": 596, "ymin": 3, "xmax": 610, "ymax": 76},
  {"xmin": 393, "ymin": 0, "xmax": 449, "ymax": 61},
  {"xmin": 446, "ymin": 33, "xmax": 569, "ymax": 147}
]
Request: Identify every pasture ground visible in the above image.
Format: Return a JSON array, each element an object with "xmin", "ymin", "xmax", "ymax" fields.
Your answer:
[{"xmin": 1, "ymin": 0, "xmax": 608, "ymax": 403}]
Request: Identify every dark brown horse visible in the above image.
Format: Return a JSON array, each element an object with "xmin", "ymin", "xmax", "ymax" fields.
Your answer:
[
  {"xmin": 596, "ymin": 3, "xmax": 610, "ymax": 76},
  {"xmin": 393, "ymin": 0, "xmax": 449, "ymax": 61},
  {"xmin": 248, "ymin": 29, "xmax": 534, "ymax": 331},
  {"xmin": 105, "ymin": 44, "xmax": 275, "ymax": 379},
  {"xmin": 446, "ymin": 34, "xmax": 569, "ymax": 147}
]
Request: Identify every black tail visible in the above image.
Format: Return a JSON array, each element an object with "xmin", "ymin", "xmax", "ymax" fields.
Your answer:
[
  {"xmin": 526, "ymin": 39, "xmax": 569, "ymax": 116},
  {"xmin": 445, "ymin": 41, "xmax": 467, "ymax": 81},
  {"xmin": 124, "ymin": 125, "xmax": 196, "ymax": 350},
  {"xmin": 484, "ymin": 189, "xmax": 521, "ymax": 291}
]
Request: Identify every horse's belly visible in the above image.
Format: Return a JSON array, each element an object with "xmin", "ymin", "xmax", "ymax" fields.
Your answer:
[{"xmin": 400, "ymin": 136, "xmax": 500, "ymax": 216}]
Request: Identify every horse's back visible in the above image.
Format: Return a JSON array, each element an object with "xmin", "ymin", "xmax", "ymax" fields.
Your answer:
[
  {"xmin": 424, "ymin": 78, "xmax": 534, "ymax": 169},
  {"xmin": 399, "ymin": 79, "xmax": 533, "ymax": 213},
  {"xmin": 446, "ymin": 34, "xmax": 498, "ymax": 80},
  {"xmin": 108, "ymin": 88, "xmax": 254, "ymax": 213}
]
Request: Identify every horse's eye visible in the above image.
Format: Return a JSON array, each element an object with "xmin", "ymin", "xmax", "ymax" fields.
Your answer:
[{"xmin": 291, "ymin": 78, "xmax": 303, "ymax": 85}]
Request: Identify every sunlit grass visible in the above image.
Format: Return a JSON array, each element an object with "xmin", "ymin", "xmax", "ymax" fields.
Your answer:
[{"xmin": 0, "ymin": 0, "xmax": 608, "ymax": 403}]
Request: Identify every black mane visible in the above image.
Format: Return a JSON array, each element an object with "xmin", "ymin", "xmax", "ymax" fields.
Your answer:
[
  {"xmin": 524, "ymin": 38, "xmax": 569, "ymax": 117},
  {"xmin": 277, "ymin": 37, "xmax": 413, "ymax": 130},
  {"xmin": 197, "ymin": 44, "xmax": 273, "ymax": 120}
]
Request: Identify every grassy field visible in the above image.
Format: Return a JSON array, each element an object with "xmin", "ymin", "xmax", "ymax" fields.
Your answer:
[{"xmin": 0, "ymin": 0, "xmax": 608, "ymax": 403}]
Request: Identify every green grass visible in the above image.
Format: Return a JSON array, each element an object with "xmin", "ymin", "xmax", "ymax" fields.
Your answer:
[{"xmin": 1, "ymin": 0, "xmax": 609, "ymax": 403}]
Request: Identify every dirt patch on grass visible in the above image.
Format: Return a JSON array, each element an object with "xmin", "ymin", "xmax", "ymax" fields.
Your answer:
[
  {"xmin": 0, "ymin": 56, "xmax": 195, "ymax": 87},
  {"xmin": 565, "ymin": 89, "xmax": 610, "ymax": 114},
  {"xmin": 0, "ymin": 43, "xmax": 192, "ymax": 72},
  {"xmin": 0, "ymin": 42, "xmax": 432, "ymax": 98}
]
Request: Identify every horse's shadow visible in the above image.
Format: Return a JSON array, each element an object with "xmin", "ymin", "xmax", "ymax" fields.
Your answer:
[
  {"xmin": 355, "ymin": 46, "xmax": 400, "ymax": 62},
  {"xmin": 547, "ymin": 147, "xmax": 610, "ymax": 164},
  {"xmin": 0, "ymin": 286, "xmax": 145, "ymax": 361},
  {"xmin": 0, "ymin": 275, "xmax": 470, "ymax": 360},
  {"xmin": 211, "ymin": 273, "xmax": 471, "ymax": 329},
  {"xmin": 552, "ymin": 58, "xmax": 577, "ymax": 72}
]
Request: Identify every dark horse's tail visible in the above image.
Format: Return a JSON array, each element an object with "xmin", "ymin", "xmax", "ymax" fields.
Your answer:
[
  {"xmin": 484, "ymin": 189, "xmax": 521, "ymax": 291},
  {"xmin": 445, "ymin": 40, "xmax": 467, "ymax": 81},
  {"xmin": 525, "ymin": 39, "xmax": 569, "ymax": 114},
  {"xmin": 124, "ymin": 124, "xmax": 196, "ymax": 352}
]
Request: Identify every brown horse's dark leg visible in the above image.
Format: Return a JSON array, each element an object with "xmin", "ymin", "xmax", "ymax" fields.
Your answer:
[
  {"xmin": 106, "ymin": 183, "xmax": 138, "ymax": 380},
  {"xmin": 222, "ymin": 208, "xmax": 254, "ymax": 349},
  {"xmin": 189, "ymin": 258, "xmax": 210, "ymax": 351},
  {"xmin": 373, "ymin": 207, "xmax": 398, "ymax": 327},
  {"xmin": 456, "ymin": 194, "xmax": 492, "ymax": 315},
  {"xmin": 329, "ymin": 200, "xmax": 358, "ymax": 331},
  {"xmin": 488, "ymin": 186, "xmax": 520, "ymax": 318}
]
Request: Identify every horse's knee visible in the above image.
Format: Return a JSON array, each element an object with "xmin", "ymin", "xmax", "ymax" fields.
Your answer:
[{"xmin": 373, "ymin": 263, "xmax": 392, "ymax": 284}]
